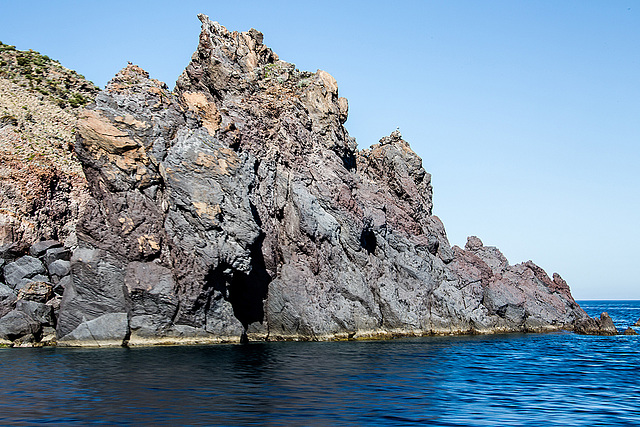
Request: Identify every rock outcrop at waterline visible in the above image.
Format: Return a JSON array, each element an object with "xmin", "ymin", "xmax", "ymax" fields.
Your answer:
[
  {"xmin": 2, "ymin": 15, "xmax": 590, "ymax": 346},
  {"xmin": 574, "ymin": 312, "xmax": 618, "ymax": 336}
]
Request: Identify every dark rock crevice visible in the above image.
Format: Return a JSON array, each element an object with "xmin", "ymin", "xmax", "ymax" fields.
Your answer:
[{"xmin": 204, "ymin": 234, "xmax": 271, "ymax": 331}]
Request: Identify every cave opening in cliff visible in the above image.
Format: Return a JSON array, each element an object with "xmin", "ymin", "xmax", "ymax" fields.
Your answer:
[
  {"xmin": 360, "ymin": 220, "xmax": 377, "ymax": 254},
  {"xmin": 204, "ymin": 235, "xmax": 271, "ymax": 336}
]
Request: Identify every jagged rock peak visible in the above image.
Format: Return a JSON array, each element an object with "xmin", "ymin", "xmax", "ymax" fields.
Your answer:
[
  {"xmin": 176, "ymin": 14, "xmax": 279, "ymax": 97},
  {"xmin": 378, "ymin": 129, "xmax": 403, "ymax": 146},
  {"xmin": 465, "ymin": 236, "xmax": 484, "ymax": 251},
  {"xmin": 105, "ymin": 63, "xmax": 169, "ymax": 96}
]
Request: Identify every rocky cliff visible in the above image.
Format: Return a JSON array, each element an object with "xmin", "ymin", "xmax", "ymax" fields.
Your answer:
[
  {"xmin": 0, "ymin": 41, "xmax": 96, "ymax": 248},
  {"xmin": 1, "ymin": 16, "xmax": 592, "ymax": 346}
]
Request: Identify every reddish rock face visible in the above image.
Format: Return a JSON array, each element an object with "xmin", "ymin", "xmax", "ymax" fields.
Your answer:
[
  {"xmin": 0, "ymin": 44, "xmax": 97, "ymax": 248},
  {"xmin": 49, "ymin": 15, "xmax": 589, "ymax": 345}
]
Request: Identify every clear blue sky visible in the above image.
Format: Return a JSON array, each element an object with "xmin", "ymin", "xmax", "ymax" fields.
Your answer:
[{"xmin": 1, "ymin": 1, "xmax": 638, "ymax": 299}]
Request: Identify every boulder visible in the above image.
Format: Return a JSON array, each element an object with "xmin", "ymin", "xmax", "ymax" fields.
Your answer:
[
  {"xmin": 599, "ymin": 312, "xmax": 618, "ymax": 335},
  {"xmin": 47, "ymin": 259, "xmax": 71, "ymax": 280},
  {"xmin": 29, "ymin": 240, "xmax": 62, "ymax": 257},
  {"xmin": 3, "ymin": 256, "xmax": 47, "ymax": 289},
  {"xmin": 58, "ymin": 312, "xmax": 129, "ymax": 346},
  {"xmin": 43, "ymin": 246, "xmax": 71, "ymax": 266},
  {"xmin": 0, "ymin": 295, "xmax": 55, "ymax": 342},
  {"xmin": 15, "ymin": 300, "xmax": 54, "ymax": 326},
  {"xmin": 0, "ymin": 283, "xmax": 17, "ymax": 318},
  {"xmin": 623, "ymin": 327, "xmax": 638, "ymax": 336},
  {"xmin": 0, "ymin": 310, "xmax": 41, "ymax": 340},
  {"xmin": 16, "ymin": 281, "xmax": 53, "ymax": 303}
]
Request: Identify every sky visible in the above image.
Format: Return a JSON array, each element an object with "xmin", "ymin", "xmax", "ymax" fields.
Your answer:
[{"xmin": 1, "ymin": 1, "xmax": 638, "ymax": 299}]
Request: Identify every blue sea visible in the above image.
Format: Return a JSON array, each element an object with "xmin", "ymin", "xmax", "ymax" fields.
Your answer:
[{"xmin": 1, "ymin": 300, "xmax": 639, "ymax": 426}]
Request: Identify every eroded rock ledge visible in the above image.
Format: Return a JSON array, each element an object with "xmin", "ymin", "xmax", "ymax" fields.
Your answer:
[{"xmin": 1, "ymin": 15, "xmax": 593, "ymax": 346}]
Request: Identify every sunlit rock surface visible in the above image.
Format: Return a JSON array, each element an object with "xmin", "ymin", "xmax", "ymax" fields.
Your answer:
[{"xmin": 1, "ymin": 16, "xmax": 591, "ymax": 346}]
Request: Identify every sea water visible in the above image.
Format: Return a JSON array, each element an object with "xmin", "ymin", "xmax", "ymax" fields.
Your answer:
[{"xmin": 1, "ymin": 301, "xmax": 638, "ymax": 426}]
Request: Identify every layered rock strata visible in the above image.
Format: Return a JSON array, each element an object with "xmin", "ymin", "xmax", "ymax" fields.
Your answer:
[{"xmin": 1, "ymin": 16, "xmax": 591, "ymax": 346}]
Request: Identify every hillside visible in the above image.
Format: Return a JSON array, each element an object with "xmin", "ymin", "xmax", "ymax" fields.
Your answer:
[{"xmin": 0, "ymin": 41, "xmax": 97, "ymax": 248}]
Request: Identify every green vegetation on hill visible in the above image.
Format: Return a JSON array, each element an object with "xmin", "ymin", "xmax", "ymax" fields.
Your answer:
[{"xmin": 0, "ymin": 41, "xmax": 99, "ymax": 109}]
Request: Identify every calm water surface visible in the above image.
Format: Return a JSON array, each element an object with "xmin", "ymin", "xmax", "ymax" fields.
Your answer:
[{"xmin": 1, "ymin": 301, "xmax": 639, "ymax": 426}]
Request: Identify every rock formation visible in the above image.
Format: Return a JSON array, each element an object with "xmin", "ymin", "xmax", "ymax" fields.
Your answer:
[
  {"xmin": 1, "ymin": 16, "xmax": 593, "ymax": 346},
  {"xmin": 0, "ymin": 240, "xmax": 69, "ymax": 345},
  {"xmin": 574, "ymin": 312, "xmax": 618, "ymax": 336},
  {"xmin": 0, "ymin": 41, "xmax": 96, "ymax": 248}
]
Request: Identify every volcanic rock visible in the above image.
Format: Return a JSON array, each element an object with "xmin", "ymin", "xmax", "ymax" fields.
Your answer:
[
  {"xmin": 43, "ymin": 246, "xmax": 71, "ymax": 266},
  {"xmin": 3, "ymin": 255, "xmax": 47, "ymax": 289},
  {"xmin": 47, "ymin": 259, "xmax": 71, "ymax": 280},
  {"xmin": 29, "ymin": 240, "xmax": 62, "ymax": 257},
  {"xmin": 0, "ymin": 309, "xmax": 37, "ymax": 340},
  {"xmin": 50, "ymin": 15, "xmax": 590, "ymax": 346},
  {"xmin": 16, "ymin": 281, "xmax": 53, "ymax": 303},
  {"xmin": 58, "ymin": 312, "xmax": 129, "ymax": 347},
  {"xmin": 574, "ymin": 312, "xmax": 618, "ymax": 336},
  {"xmin": 0, "ymin": 283, "xmax": 17, "ymax": 318}
]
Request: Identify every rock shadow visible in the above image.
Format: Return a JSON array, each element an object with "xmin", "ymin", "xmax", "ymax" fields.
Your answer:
[{"xmin": 204, "ymin": 234, "xmax": 271, "ymax": 332}]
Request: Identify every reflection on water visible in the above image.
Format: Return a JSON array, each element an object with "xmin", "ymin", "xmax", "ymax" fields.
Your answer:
[{"xmin": 1, "ymin": 301, "xmax": 639, "ymax": 426}]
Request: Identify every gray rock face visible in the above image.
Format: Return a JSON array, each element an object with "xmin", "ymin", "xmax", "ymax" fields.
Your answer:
[
  {"xmin": 3, "ymin": 255, "xmax": 47, "ymax": 289},
  {"xmin": 56, "ymin": 247, "xmax": 129, "ymax": 340},
  {"xmin": 0, "ymin": 239, "xmax": 74, "ymax": 345},
  {"xmin": 30, "ymin": 240, "xmax": 62, "ymax": 257},
  {"xmin": 56, "ymin": 15, "xmax": 589, "ymax": 345},
  {"xmin": 58, "ymin": 312, "xmax": 128, "ymax": 347},
  {"xmin": 0, "ymin": 283, "xmax": 17, "ymax": 318}
]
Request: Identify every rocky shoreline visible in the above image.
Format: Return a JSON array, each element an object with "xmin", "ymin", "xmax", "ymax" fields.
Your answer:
[
  {"xmin": 0, "ymin": 238, "xmax": 634, "ymax": 348},
  {"xmin": 0, "ymin": 15, "xmax": 624, "ymax": 347}
]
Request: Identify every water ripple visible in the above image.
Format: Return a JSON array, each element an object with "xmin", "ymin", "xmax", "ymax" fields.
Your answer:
[{"xmin": 0, "ymin": 301, "xmax": 639, "ymax": 425}]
